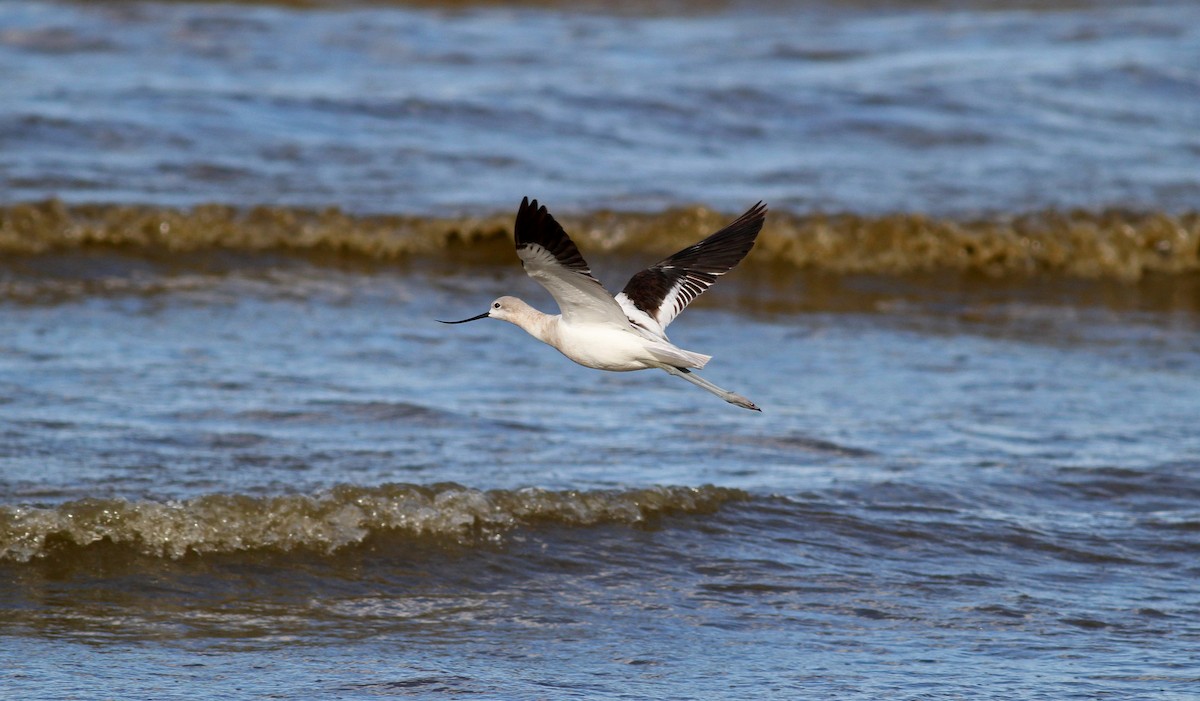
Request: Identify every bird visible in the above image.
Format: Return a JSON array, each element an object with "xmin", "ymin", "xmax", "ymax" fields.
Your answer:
[{"xmin": 438, "ymin": 197, "xmax": 766, "ymax": 411}]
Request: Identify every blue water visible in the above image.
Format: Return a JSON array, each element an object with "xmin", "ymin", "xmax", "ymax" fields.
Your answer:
[
  {"xmin": 2, "ymin": 0, "xmax": 1198, "ymax": 214},
  {"xmin": 2, "ymin": 1, "xmax": 1200, "ymax": 699},
  {"xmin": 2, "ymin": 261, "xmax": 1199, "ymax": 699}
]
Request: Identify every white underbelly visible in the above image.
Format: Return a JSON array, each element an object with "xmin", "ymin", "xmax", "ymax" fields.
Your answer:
[{"xmin": 554, "ymin": 324, "xmax": 656, "ymax": 371}]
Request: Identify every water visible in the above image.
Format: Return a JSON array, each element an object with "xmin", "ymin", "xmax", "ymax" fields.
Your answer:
[
  {"xmin": 3, "ymin": 1, "xmax": 1200, "ymax": 699},
  {"xmin": 3, "ymin": 0, "xmax": 1199, "ymax": 214}
]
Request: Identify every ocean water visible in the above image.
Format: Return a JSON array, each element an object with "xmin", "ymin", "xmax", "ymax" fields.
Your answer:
[
  {"xmin": 3, "ymin": 0, "xmax": 1199, "ymax": 215},
  {"xmin": 2, "ymin": 1, "xmax": 1200, "ymax": 699}
]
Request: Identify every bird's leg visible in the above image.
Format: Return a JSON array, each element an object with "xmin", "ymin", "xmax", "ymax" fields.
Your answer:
[{"xmin": 659, "ymin": 365, "xmax": 761, "ymax": 412}]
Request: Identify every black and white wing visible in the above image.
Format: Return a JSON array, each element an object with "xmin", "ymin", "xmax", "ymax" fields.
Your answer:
[
  {"xmin": 615, "ymin": 201, "xmax": 766, "ymax": 340},
  {"xmin": 514, "ymin": 197, "xmax": 629, "ymax": 327}
]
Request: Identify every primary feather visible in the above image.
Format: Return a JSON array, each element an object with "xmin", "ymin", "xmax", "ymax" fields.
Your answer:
[
  {"xmin": 615, "ymin": 201, "xmax": 766, "ymax": 340},
  {"xmin": 513, "ymin": 197, "xmax": 629, "ymax": 328}
]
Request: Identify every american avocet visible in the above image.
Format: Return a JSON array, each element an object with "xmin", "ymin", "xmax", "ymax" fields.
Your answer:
[{"xmin": 439, "ymin": 197, "xmax": 766, "ymax": 411}]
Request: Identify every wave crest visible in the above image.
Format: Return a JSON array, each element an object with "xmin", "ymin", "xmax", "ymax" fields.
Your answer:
[
  {"xmin": 2, "ymin": 200, "xmax": 1197, "ymax": 280},
  {"xmin": 0, "ymin": 483, "xmax": 747, "ymax": 562}
]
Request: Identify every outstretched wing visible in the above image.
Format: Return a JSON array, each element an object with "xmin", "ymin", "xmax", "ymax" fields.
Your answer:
[
  {"xmin": 615, "ymin": 201, "xmax": 766, "ymax": 339},
  {"xmin": 514, "ymin": 197, "xmax": 629, "ymax": 326}
]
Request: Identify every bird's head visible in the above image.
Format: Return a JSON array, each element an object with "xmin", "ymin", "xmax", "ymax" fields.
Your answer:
[{"xmin": 437, "ymin": 296, "xmax": 527, "ymax": 326}]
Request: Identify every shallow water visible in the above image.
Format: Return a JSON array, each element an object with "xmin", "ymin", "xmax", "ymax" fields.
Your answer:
[
  {"xmin": 3, "ymin": 0, "xmax": 1200, "ymax": 699},
  {"xmin": 3, "ymin": 259, "xmax": 1200, "ymax": 699},
  {"xmin": 3, "ymin": 0, "xmax": 1199, "ymax": 214}
]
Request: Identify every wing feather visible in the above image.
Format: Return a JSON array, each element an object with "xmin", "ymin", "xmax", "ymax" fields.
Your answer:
[
  {"xmin": 615, "ymin": 201, "xmax": 766, "ymax": 338},
  {"xmin": 514, "ymin": 197, "xmax": 628, "ymax": 326}
]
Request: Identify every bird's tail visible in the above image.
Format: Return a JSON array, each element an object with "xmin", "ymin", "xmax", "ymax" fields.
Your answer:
[{"xmin": 646, "ymin": 343, "xmax": 711, "ymax": 369}]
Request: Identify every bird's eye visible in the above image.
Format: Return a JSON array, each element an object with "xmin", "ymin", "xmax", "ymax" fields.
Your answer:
[{"xmin": 493, "ymin": 302, "xmax": 501, "ymax": 309}]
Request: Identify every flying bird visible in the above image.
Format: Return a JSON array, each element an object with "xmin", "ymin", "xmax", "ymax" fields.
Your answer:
[{"xmin": 439, "ymin": 197, "xmax": 766, "ymax": 411}]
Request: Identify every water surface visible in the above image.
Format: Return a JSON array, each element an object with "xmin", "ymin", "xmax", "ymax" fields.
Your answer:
[
  {"xmin": 2, "ymin": 1, "xmax": 1200, "ymax": 699},
  {"xmin": 2, "ymin": 0, "xmax": 1198, "ymax": 214}
]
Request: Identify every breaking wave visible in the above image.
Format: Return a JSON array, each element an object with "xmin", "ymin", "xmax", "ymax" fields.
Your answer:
[
  {"xmin": 0, "ymin": 483, "xmax": 748, "ymax": 562},
  {"xmin": 2, "ymin": 200, "xmax": 1197, "ymax": 280}
]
